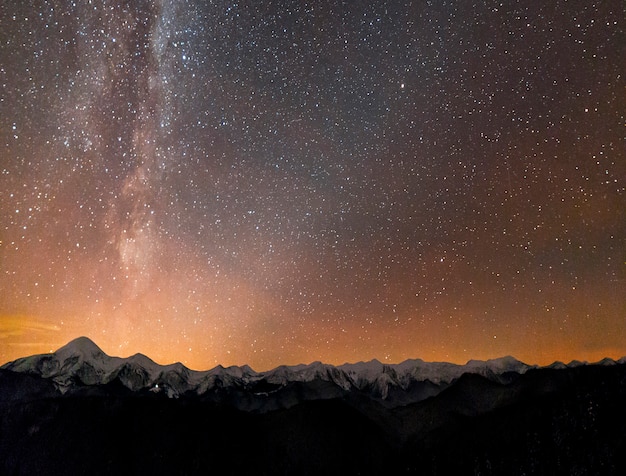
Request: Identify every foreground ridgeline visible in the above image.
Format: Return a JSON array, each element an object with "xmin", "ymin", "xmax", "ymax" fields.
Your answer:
[{"xmin": 1, "ymin": 337, "xmax": 625, "ymax": 475}]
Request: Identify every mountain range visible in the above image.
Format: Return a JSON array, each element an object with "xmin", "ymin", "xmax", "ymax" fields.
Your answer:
[
  {"xmin": 2, "ymin": 337, "xmax": 626, "ymax": 475},
  {"xmin": 0, "ymin": 336, "xmax": 560, "ymax": 408}
]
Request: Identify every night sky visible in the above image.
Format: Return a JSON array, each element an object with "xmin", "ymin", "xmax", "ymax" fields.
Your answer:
[{"xmin": 1, "ymin": 0, "xmax": 624, "ymax": 371}]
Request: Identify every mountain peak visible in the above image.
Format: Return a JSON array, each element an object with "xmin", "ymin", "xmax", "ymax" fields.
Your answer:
[
  {"xmin": 488, "ymin": 355, "xmax": 524, "ymax": 365},
  {"xmin": 127, "ymin": 353, "xmax": 158, "ymax": 366},
  {"xmin": 465, "ymin": 355, "xmax": 523, "ymax": 365},
  {"xmin": 55, "ymin": 336, "xmax": 106, "ymax": 359}
]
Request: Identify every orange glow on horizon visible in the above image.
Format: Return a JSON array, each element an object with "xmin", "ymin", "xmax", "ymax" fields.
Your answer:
[{"xmin": 2, "ymin": 304, "xmax": 625, "ymax": 372}]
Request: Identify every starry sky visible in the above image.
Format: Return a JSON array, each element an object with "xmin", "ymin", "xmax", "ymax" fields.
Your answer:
[{"xmin": 1, "ymin": 0, "xmax": 624, "ymax": 371}]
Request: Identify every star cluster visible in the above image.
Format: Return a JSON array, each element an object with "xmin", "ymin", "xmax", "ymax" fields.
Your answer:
[{"xmin": 1, "ymin": 1, "xmax": 624, "ymax": 370}]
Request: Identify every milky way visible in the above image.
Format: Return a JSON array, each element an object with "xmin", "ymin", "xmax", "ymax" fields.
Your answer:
[{"xmin": 1, "ymin": 1, "xmax": 624, "ymax": 370}]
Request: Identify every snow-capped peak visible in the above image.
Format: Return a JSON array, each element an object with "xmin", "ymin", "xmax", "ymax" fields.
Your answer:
[
  {"xmin": 54, "ymin": 336, "xmax": 105, "ymax": 359},
  {"xmin": 464, "ymin": 356, "xmax": 530, "ymax": 374},
  {"xmin": 126, "ymin": 353, "xmax": 161, "ymax": 371}
]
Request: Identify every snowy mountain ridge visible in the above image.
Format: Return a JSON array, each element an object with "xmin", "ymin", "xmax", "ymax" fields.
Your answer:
[{"xmin": 3, "ymin": 337, "xmax": 622, "ymax": 407}]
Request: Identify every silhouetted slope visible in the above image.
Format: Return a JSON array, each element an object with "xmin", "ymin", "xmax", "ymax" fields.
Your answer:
[
  {"xmin": 399, "ymin": 365, "xmax": 626, "ymax": 475},
  {"xmin": 0, "ymin": 390, "xmax": 393, "ymax": 476}
]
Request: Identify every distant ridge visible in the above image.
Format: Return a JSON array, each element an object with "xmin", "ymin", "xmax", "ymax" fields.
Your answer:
[{"xmin": 3, "ymin": 336, "xmax": 623, "ymax": 411}]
